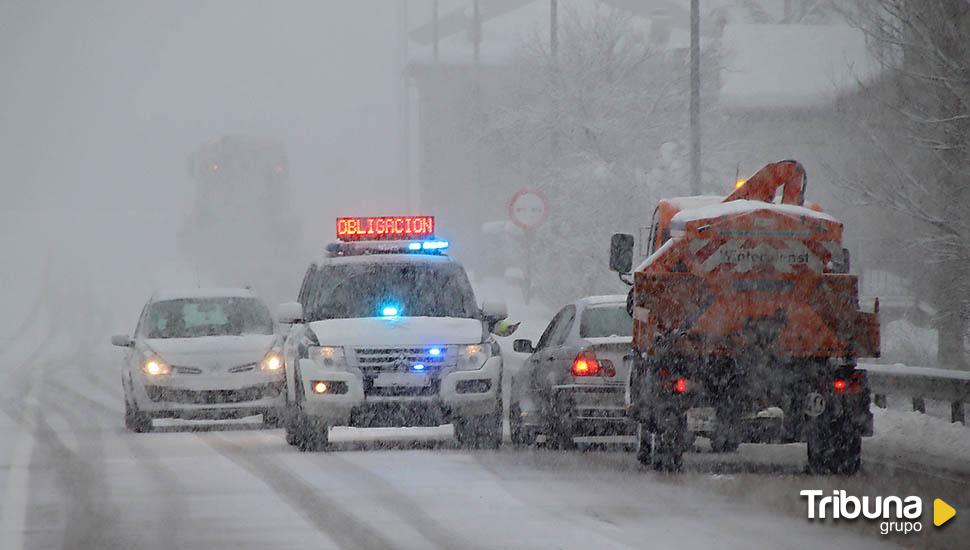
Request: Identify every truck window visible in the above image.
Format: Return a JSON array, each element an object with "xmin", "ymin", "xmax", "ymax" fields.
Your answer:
[{"xmin": 648, "ymin": 206, "xmax": 661, "ymax": 255}]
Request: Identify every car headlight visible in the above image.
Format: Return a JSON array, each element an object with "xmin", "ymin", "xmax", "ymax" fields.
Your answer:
[
  {"xmin": 457, "ymin": 343, "xmax": 491, "ymax": 371},
  {"xmin": 308, "ymin": 346, "xmax": 346, "ymax": 368},
  {"xmin": 260, "ymin": 350, "xmax": 284, "ymax": 372},
  {"xmin": 142, "ymin": 356, "xmax": 171, "ymax": 376}
]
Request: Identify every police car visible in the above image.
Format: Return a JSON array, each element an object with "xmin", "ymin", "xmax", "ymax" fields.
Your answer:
[{"xmin": 277, "ymin": 216, "xmax": 508, "ymax": 450}]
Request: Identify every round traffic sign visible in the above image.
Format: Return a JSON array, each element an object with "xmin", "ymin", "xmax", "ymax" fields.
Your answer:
[{"xmin": 509, "ymin": 189, "xmax": 547, "ymax": 229}]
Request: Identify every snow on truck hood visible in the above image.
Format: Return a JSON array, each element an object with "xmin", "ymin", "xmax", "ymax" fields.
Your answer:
[
  {"xmin": 145, "ymin": 334, "xmax": 277, "ymax": 369},
  {"xmin": 309, "ymin": 317, "xmax": 485, "ymax": 347}
]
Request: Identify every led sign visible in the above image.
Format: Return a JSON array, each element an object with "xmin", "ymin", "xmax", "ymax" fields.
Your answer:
[{"xmin": 337, "ymin": 216, "xmax": 435, "ymax": 241}]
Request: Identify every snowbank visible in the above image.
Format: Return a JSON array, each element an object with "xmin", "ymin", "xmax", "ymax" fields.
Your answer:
[{"xmin": 869, "ymin": 407, "xmax": 970, "ymax": 474}]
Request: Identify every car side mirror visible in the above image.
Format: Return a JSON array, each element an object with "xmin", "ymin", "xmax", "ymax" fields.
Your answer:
[
  {"xmin": 513, "ymin": 339, "xmax": 535, "ymax": 353},
  {"xmin": 481, "ymin": 301, "xmax": 508, "ymax": 324},
  {"xmin": 610, "ymin": 233, "xmax": 635, "ymax": 273},
  {"xmin": 277, "ymin": 302, "xmax": 304, "ymax": 324},
  {"xmin": 111, "ymin": 334, "xmax": 133, "ymax": 347}
]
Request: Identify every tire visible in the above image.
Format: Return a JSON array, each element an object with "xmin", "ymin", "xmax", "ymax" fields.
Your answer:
[
  {"xmin": 262, "ymin": 409, "xmax": 284, "ymax": 429},
  {"xmin": 710, "ymin": 432, "xmax": 740, "ymax": 453},
  {"xmin": 124, "ymin": 397, "xmax": 153, "ymax": 433},
  {"xmin": 284, "ymin": 405, "xmax": 301, "ymax": 446},
  {"xmin": 807, "ymin": 416, "xmax": 862, "ymax": 475},
  {"xmin": 636, "ymin": 423, "xmax": 653, "ymax": 465},
  {"xmin": 509, "ymin": 403, "xmax": 537, "ymax": 447},
  {"xmin": 290, "ymin": 409, "xmax": 329, "ymax": 452},
  {"xmin": 545, "ymin": 426, "xmax": 576, "ymax": 451},
  {"xmin": 455, "ymin": 409, "xmax": 501, "ymax": 449},
  {"xmin": 652, "ymin": 409, "xmax": 686, "ymax": 472}
]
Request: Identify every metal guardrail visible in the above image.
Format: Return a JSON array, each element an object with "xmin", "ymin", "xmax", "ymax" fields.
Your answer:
[{"xmin": 860, "ymin": 363, "xmax": 970, "ymax": 424}]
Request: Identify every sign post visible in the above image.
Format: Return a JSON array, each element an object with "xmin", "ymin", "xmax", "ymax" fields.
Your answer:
[{"xmin": 509, "ymin": 190, "xmax": 548, "ymax": 304}]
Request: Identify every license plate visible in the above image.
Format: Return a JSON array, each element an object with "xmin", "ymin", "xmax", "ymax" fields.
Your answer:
[{"xmin": 374, "ymin": 373, "xmax": 431, "ymax": 387}]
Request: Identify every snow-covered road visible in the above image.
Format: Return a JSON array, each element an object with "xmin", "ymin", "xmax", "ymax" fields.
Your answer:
[{"xmin": 0, "ymin": 292, "xmax": 967, "ymax": 550}]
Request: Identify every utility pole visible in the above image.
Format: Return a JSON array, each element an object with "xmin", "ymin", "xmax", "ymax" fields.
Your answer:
[
  {"xmin": 689, "ymin": 0, "xmax": 701, "ymax": 194},
  {"xmin": 432, "ymin": 0, "xmax": 439, "ymax": 63},
  {"xmin": 550, "ymin": 0, "xmax": 558, "ymax": 57}
]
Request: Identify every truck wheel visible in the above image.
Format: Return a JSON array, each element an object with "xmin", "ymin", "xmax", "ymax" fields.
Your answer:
[
  {"xmin": 124, "ymin": 397, "xmax": 153, "ymax": 433},
  {"xmin": 807, "ymin": 421, "xmax": 861, "ymax": 475},
  {"xmin": 292, "ymin": 411, "xmax": 329, "ymax": 452},
  {"xmin": 636, "ymin": 423, "xmax": 653, "ymax": 465},
  {"xmin": 455, "ymin": 410, "xmax": 502, "ymax": 449},
  {"xmin": 509, "ymin": 403, "xmax": 537, "ymax": 447},
  {"xmin": 652, "ymin": 410, "xmax": 686, "ymax": 472}
]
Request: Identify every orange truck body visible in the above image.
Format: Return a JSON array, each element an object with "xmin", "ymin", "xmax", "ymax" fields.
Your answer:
[{"xmin": 631, "ymin": 160, "xmax": 879, "ymax": 360}]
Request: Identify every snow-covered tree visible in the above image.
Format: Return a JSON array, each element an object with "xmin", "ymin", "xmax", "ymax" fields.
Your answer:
[
  {"xmin": 480, "ymin": 6, "xmax": 709, "ymax": 305},
  {"xmin": 846, "ymin": 1, "xmax": 970, "ymax": 369}
]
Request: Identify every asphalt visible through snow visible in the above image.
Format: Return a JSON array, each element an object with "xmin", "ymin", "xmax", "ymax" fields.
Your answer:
[{"xmin": 0, "ymin": 316, "xmax": 967, "ymax": 549}]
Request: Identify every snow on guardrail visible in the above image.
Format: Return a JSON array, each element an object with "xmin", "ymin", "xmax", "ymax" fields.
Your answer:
[{"xmin": 860, "ymin": 363, "xmax": 970, "ymax": 425}]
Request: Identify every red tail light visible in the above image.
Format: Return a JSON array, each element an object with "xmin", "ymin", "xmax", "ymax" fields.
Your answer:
[
  {"xmin": 572, "ymin": 351, "xmax": 600, "ymax": 377},
  {"xmin": 673, "ymin": 377, "xmax": 688, "ymax": 394},
  {"xmin": 833, "ymin": 378, "xmax": 847, "ymax": 394}
]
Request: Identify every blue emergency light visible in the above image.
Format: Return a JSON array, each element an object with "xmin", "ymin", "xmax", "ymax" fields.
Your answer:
[
  {"xmin": 412, "ymin": 363, "xmax": 427, "ymax": 372},
  {"xmin": 428, "ymin": 347, "xmax": 442, "ymax": 357},
  {"xmin": 381, "ymin": 305, "xmax": 400, "ymax": 317}
]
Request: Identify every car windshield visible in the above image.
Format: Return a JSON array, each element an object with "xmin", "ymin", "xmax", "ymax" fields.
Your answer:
[
  {"xmin": 143, "ymin": 297, "xmax": 273, "ymax": 338},
  {"xmin": 306, "ymin": 261, "xmax": 478, "ymax": 320},
  {"xmin": 579, "ymin": 304, "xmax": 633, "ymax": 338}
]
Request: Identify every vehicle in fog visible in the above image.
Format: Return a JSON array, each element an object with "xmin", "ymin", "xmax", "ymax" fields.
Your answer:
[
  {"xmin": 179, "ymin": 136, "xmax": 300, "ymax": 303},
  {"xmin": 612, "ymin": 161, "xmax": 880, "ymax": 473},
  {"xmin": 111, "ymin": 288, "xmax": 286, "ymax": 432},
  {"xmin": 278, "ymin": 216, "xmax": 508, "ymax": 451},
  {"xmin": 510, "ymin": 295, "xmax": 636, "ymax": 448}
]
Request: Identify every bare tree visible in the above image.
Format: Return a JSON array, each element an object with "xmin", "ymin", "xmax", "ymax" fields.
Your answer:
[
  {"xmin": 847, "ymin": 1, "xmax": 970, "ymax": 369},
  {"xmin": 480, "ymin": 6, "xmax": 698, "ymax": 304}
]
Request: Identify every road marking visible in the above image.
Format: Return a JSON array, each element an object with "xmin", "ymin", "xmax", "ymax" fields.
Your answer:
[{"xmin": 0, "ymin": 362, "xmax": 46, "ymax": 550}]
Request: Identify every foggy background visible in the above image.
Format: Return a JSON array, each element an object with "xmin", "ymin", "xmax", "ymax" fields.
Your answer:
[
  {"xmin": 0, "ymin": 1, "xmax": 406, "ymax": 335},
  {"xmin": 0, "ymin": 1, "xmax": 962, "ymax": 369}
]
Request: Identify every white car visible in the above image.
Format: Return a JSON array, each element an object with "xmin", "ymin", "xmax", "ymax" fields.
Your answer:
[
  {"xmin": 278, "ymin": 239, "xmax": 507, "ymax": 451},
  {"xmin": 112, "ymin": 288, "xmax": 287, "ymax": 432}
]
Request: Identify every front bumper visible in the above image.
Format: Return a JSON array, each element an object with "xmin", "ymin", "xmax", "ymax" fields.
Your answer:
[
  {"xmin": 298, "ymin": 356, "xmax": 501, "ymax": 426},
  {"xmin": 130, "ymin": 370, "xmax": 286, "ymax": 419}
]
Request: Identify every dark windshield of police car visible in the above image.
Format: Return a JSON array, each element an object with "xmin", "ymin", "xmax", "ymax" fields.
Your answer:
[
  {"xmin": 143, "ymin": 297, "xmax": 274, "ymax": 338},
  {"xmin": 579, "ymin": 304, "xmax": 633, "ymax": 338},
  {"xmin": 307, "ymin": 262, "xmax": 477, "ymax": 320}
]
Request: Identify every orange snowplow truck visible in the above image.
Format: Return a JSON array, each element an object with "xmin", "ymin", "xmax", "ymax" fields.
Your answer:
[{"xmin": 609, "ymin": 160, "xmax": 879, "ymax": 473}]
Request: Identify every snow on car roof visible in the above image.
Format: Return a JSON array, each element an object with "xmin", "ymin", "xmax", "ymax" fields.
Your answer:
[
  {"xmin": 579, "ymin": 295, "xmax": 627, "ymax": 307},
  {"xmin": 319, "ymin": 253, "xmax": 455, "ymax": 267},
  {"xmin": 671, "ymin": 199, "xmax": 839, "ymax": 225},
  {"xmin": 152, "ymin": 287, "xmax": 256, "ymax": 301}
]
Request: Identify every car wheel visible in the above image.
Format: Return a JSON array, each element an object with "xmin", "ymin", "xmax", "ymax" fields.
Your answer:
[
  {"xmin": 262, "ymin": 409, "xmax": 284, "ymax": 429},
  {"xmin": 509, "ymin": 403, "xmax": 537, "ymax": 447},
  {"xmin": 124, "ymin": 397, "xmax": 153, "ymax": 433},
  {"xmin": 455, "ymin": 409, "xmax": 501, "ymax": 449},
  {"xmin": 636, "ymin": 423, "xmax": 653, "ymax": 465},
  {"xmin": 292, "ymin": 411, "xmax": 330, "ymax": 452}
]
